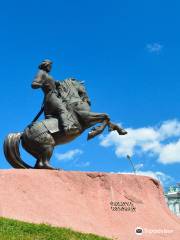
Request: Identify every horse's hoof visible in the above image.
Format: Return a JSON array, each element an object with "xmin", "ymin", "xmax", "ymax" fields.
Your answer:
[
  {"xmin": 115, "ymin": 128, "xmax": 128, "ymax": 135},
  {"xmin": 34, "ymin": 162, "xmax": 61, "ymax": 170},
  {"xmin": 119, "ymin": 129, "xmax": 128, "ymax": 135},
  {"xmin": 43, "ymin": 163, "xmax": 63, "ymax": 171},
  {"xmin": 44, "ymin": 165, "xmax": 58, "ymax": 170},
  {"xmin": 56, "ymin": 168, "xmax": 63, "ymax": 171},
  {"xmin": 108, "ymin": 123, "xmax": 128, "ymax": 135},
  {"xmin": 87, "ymin": 132, "xmax": 94, "ymax": 140}
]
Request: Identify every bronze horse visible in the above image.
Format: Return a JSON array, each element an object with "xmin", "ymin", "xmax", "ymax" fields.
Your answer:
[{"xmin": 4, "ymin": 78, "xmax": 127, "ymax": 170}]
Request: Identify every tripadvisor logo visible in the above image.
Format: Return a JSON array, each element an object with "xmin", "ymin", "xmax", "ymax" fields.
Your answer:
[{"xmin": 135, "ymin": 227, "xmax": 144, "ymax": 236}]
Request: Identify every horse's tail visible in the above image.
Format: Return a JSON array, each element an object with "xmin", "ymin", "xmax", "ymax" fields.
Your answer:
[{"xmin": 3, "ymin": 133, "xmax": 33, "ymax": 169}]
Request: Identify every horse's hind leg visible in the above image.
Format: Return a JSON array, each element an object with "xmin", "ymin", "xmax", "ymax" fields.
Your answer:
[
  {"xmin": 78, "ymin": 110, "xmax": 110, "ymax": 126},
  {"xmin": 35, "ymin": 145, "xmax": 58, "ymax": 170},
  {"xmin": 35, "ymin": 146, "xmax": 54, "ymax": 170}
]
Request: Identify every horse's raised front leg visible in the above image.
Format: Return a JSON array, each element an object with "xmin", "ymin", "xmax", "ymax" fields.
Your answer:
[
  {"xmin": 108, "ymin": 122, "xmax": 128, "ymax": 135},
  {"xmin": 87, "ymin": 120, "xmax": 127, "ymax": 140},
  {"xmin": 77, "ymin": 110, "xmax": 127, "ymax": 140},
  {"xmin": 87, "ymin": 120, "xmax": 108, "ymax": 140},
  {"xmin": 77, "ymin": 110, "xmax": 110, "ymax": 126}
]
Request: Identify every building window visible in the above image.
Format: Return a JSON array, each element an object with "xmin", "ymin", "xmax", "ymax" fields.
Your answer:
[{"xmin": 175, "ymin": 203, "xmax": 180, "ymax": 214}]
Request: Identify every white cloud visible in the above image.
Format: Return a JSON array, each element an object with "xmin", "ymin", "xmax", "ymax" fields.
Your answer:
[
  {"xmin": 114, "ymin": 170, "xmax": 173, "ymax": 186},
  {"xmin": 159, "ymin": 140, "xmax": 180, "ymax": 164},
  {"xmin": 74, "ymin": 161, "xmax": 90, "ymax": 167},
  {"xmin": 135, "ymin": 171, "xmax": 173, "ymax": 186},
  {"xmin": 55, "ymin": 149, "xmax": 83, "ymax": 161},
  {"xmin": 134, "ymin": 163, "xmax": 144, "ymax": 171},
  {"xmin": 100, "ymin": 119, "xmax": 180, "ymax": 164},
  {"xmin": 146, "ymin": 43, "xmax": 163, "ymax": 53},
  {"xmin": 158, "ymin": 119, "xmax": 180, "ymax": 139}
]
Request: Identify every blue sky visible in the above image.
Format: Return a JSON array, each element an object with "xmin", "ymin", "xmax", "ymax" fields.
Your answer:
[{"xmin": 1, "ymin": 0, "xmax": 180, "ymax": 190}]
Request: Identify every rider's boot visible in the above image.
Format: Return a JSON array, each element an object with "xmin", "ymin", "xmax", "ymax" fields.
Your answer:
[{"xmin": 58, "ymin": 112, "xmax": 79, "ymax": 135}]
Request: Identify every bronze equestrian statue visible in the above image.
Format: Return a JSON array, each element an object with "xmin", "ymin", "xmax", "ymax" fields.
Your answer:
[{"xmin": 4, "ymin": 60, "xmax": 127, "ymax": 170}]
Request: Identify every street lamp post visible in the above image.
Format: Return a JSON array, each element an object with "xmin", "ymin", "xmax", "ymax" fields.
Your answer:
[{"xmin": 126, "ymin": 155, "xmax": 136, "ymax": 175}]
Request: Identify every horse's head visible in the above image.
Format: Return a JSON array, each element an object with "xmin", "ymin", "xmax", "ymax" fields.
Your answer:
[{"xmin": 70, "ymin": 78, "xmax": 90, "ymax": 104}]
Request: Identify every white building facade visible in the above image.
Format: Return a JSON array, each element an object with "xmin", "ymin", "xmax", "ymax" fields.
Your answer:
[{"xmin": 165, "ymin": 185, "xmax": 180, "ymax": 217}]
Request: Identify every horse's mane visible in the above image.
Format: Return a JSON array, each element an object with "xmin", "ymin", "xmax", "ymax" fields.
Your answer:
[
  {"xmin": 57, "ymin": 78, "xmax": 86, "ymax": 103},
  {"xmin": 61, "ymin": 77, "xmax": 84, "ymax": 87}
]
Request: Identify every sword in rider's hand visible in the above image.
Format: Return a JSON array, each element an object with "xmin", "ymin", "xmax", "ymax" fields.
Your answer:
[{"xmin": 32, "ymin": 106, "xmax": 44, "ymax": 123}]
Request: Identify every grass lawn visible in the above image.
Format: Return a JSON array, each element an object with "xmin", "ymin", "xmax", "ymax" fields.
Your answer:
[{"xmin": 0, "ymin": 217, "xmax": 111, "ymax": 240}]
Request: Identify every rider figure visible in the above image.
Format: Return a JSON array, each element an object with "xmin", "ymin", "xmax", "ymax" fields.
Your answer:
[{"xmin": 31, "ymin": 59, "xmax": 79, "ymax": 134}]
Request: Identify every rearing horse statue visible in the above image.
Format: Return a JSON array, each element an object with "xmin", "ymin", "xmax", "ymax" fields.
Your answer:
[{"xmin": 3, "ymin": 60, "xmax": 127, "ymax": 170}]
